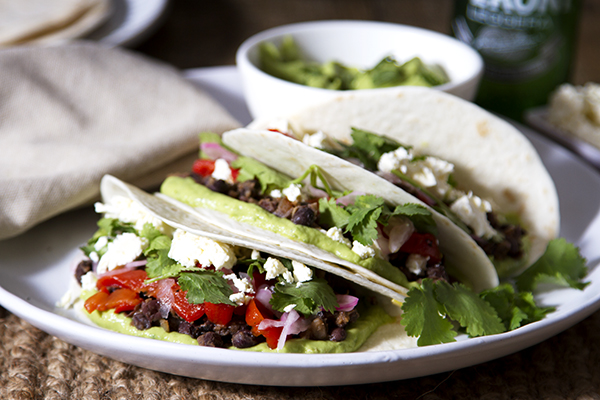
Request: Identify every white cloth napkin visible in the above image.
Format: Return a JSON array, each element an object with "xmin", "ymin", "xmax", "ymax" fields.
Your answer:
[{"xmin": 0, "ymin": 41, "xmax": 241, "ymax": 240}]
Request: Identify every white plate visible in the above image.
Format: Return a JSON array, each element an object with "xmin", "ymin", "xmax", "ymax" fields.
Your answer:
[
  {"xmin": 526, "ymin": 106, "xmax": 600, "ymax": 171},
  {"xmin": 1, "ymin": 66, "xmax": 600, "ymax": 387},
  {"xmin": 85, "ymin": 0, "xmax": 169, "ymax": 47}
]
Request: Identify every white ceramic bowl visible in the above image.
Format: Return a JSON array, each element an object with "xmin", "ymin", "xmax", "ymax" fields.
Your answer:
[{"xmin": 236, "ymin": 20, "xmax": 484, "ymax": 119}]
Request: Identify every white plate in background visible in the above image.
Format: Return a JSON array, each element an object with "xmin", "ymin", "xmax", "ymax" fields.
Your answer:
[
  {"xmin": 86, "ymin": 0, "xmax": 169, "ymax": 47},
  {"xmin": 1, "ymin": 66, "xmax": 599, "ymax": 387}
]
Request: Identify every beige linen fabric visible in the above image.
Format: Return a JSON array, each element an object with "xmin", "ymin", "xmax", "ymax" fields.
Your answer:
[{"xmin": 0, "ymin": 42, "xmax": 240, "ymax": 240}]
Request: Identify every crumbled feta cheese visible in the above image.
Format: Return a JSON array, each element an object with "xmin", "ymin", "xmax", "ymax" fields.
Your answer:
[
  {"xmin": 409, "ymin": 157, "xmax": 455, "ymax": 197},
  {"xmin": 211, "ymin": 158, "xmax": 234, "ymax": 182},
  {"xmin": 224, "ymin": 273, "xmax": 255, "ymax": 296},
  {"xmin": 325, "ymin": 227, "xmax": 352, "ymax": 247},
  {"xmin": 94, "ymin": 196, "xmax": 171, "ymax": 233},
  {"xmin": 264, "ymin": 257, "xmax": 288, "ymax": 280},
  {"xmin": 378, "ymin": 148, "xmax": 455, "ymax": 198},
  {"xmin": 282, "ymin": 183, "xmax": 303, "ymax": 202},
  {"xmin": 168, "ymin": 229, "xmax": 237, "ymax": 270},
  {"xmin": 450, "ymin": 192, "xmax": 496, "ymax": 239},
  {"xmin": 89, "ymin": 251, "xmax": 99, "ymax": 263},
  {"xmin": 229, "ymin": 292, "xmax": 253, "ymax": 306},
  {"xmin": 302, "ymin": 131, "xmax": 326, "ymax": 148},
  {"xmin": 283, "ymin": 304, "xmax": 297, "ymax": 313},
  {"xmin": 97, "ymin": 233, "xmax": 148, "ymax": 274},
  {"xmin": 269, "ymin": 189, "xmax": 282, "ymax": 198},
  {"xmin": 251, "ymin": 249, "xmax": 262, "ymax": 260},
  {"xmin": 224, "ymin": 273, "xmax": 255, "ymax": 306},
  {"xmin": 56, "ymin": 278, "xmax": 82, "ymax": 308},
  {"xmin": 80, "ymin": 271, "xmax": 98, "ymax": 292},
  {"xmin": 548, "ymin": 83, "xmax": 600, "ymax": 147},
  {"xmin": 406, "ymin": 254, "xmax": 429, "ymax": 276},
  {"xmin": 352, "ymin": 241, "xmax": 376, "ymax": 259},
  {"xmin": 378, "ymin": 147, "xmax": 412, "ymax": 173},
  {"xmin": 281, "ymin": 270, "xmax": 295, "ymax": 284},
  {"xmin": 292, "ymin": 260, "xmax": 313, "ymax": 283},
  {"xmin": 94, "ymin": 236, "xmax": 108, "ymax": 251}
]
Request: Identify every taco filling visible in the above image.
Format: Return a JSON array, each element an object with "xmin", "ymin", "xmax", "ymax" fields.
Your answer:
[
  {"xmin": 67, "ymin": 193, "xmax": 392, "ymax": 352},
  {"xmin": 163, "ymin": 132, "xmax": 452, "ymax": 290},
  {"xmin": 268, "ymin": 125, "xmax": 530, "ymax": 277}
]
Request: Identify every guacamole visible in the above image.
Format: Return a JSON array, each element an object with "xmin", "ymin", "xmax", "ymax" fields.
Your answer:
[
  {"xmin": 160, "ymin": 176, "xmax": 414, "ymax": 289},
  {"xmin": 86, "ymin": 302, "xmax": 394, "ymax": 353},
  {"xmin": 259, "ymin": 35, "xmax": 450, "ymax": 90}
]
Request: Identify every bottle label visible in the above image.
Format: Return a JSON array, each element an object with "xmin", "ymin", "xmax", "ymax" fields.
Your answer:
[{"xmin": 453, "ymin": 0, "xmax": 574, "ymax": 82}]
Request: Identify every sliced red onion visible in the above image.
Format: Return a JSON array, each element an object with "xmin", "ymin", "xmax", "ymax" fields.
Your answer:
[
  {"xmin": 97, "ymin": 265, "xmax": 137, "ymax": 278},
  {"xmin": 376, "ymin": 226, "xmax": 390, "ymax": 258},
  {"xmin": 386, "ymin": 217, "xmax": 415, "ymax": 254},
  {"xmin": 124, "ymin": 259, "xmax": 147, "ymax": 268},
  {"xmin": 255, "ymin": 285, "xmax": 274, "ymax": 313},
  {"xmin": 335, "ymin": 295, "xmax": 359, "ymax": 312},
  {"xmin": 336, "ymin": 191, "xmax": 366, "ymax": 206},
  {"xmin": 307, "ymin": 185, "xmax": 328, "ymax": 199},
  {"xmin": 277, "ymin": 310, "xmax": 300, "ymax": 350},
  {"xmin": 258, "ymin": 310, "xmax": 311, "ymax": 350},
  {"xmin": 200, "ymin": 142, "xmax": 238, "ymax": 162},
  {"xmin": 156, "ymin": 278, "xmax": 176, "ymax": 318},
  {"xmin": 376, "ymin": 171, "xmax": 403, "ymax": 185}
]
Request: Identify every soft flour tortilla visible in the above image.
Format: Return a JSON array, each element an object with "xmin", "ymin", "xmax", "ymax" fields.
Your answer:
[
  {"xmin": 248, "ymin": 88, "xmax": 560, "ymax": 276},
  {"xmin": 99, "ymin": 174, "xmax": 415, "ymax": 352},
  {"xmin": 100, "ymin": 175, "xmax": 407, "ymax": 304},
  {"xmin": 222, "ymin": 128, "xmax": 498, "ymax": 293},
  {"xmin": 0, "ymin": 0, "xmax": 111, "ymax": 46}
]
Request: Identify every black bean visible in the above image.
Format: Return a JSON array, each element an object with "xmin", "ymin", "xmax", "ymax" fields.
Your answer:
[
  {"xmin": 198, "ymin": 332, "xmax": 224, "ymax": 348},
  {"xmin": 291, "ymin": 206, "xmax": 316, "ymax": 226},
  {"xmin": 329, "ymin": 327, "xmax": 347, "ymax": 342},
  {"xmin": 232, "ymin": 330, "xmax": 261, "ymax": 348},
  {"xmin": 75, "ymin": 259, "xmax": 93, "ymax": 284},
  {"xmin": 335, "ymin": 310, "xmax": 359, "ymax": 328},
  {"xmin": 308, "ymin": 317, "xmax": 328, "ymax": 340},
  {"xmin": 178, "ymin": 321, "xmax": 201, "ymax": 338},
  {"xmin": 141, "ymin": 299, "xmax": 162, "ymax": 322},
  {"xmin": 131, "ymin": 313, "xmax": 152, "ymax": 330},
  {"xmin": 205, "ymin": 177, "xmax": 231, "ymax": 194}
]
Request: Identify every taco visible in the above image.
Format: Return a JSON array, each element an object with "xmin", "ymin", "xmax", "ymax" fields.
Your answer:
[
  {"xmin": 61, "ymin": 175, "xmax": 414, "ymax": 353},
  {"xmin": 246, "ymin": 88, "xmax": 560, "ymax": 278},
  {"xmin": 158, "ymin": 131, "xmax": 498, "ymax": 295}
]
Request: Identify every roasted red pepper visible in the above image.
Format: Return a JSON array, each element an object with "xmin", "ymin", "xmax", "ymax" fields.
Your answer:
[{"xmin": 400, "ymin": 232, "xmax": 442, "ymax": 264}]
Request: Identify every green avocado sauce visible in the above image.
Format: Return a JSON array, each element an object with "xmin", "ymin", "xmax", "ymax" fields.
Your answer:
[
  {"xmin": 85, "ymin": 303, "xmax": 393, "ymax": 353},
  {"xmin": 160, "ymin": 176, "xmax": 412, "ymax": 288}
]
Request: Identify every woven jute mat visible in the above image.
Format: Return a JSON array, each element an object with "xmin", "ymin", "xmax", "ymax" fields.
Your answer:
[{"xmin": 2, "ymin": 305, "xmax": 600, "ymax": 400}]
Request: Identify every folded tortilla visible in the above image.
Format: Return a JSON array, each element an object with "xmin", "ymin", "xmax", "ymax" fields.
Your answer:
[{"xmin": 247, "ymin": 87, "xmax": 559, "ymax": 277}]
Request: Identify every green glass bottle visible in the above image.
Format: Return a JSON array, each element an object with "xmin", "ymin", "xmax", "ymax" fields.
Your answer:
[{"xmin": 452, "ymin": 0, "xmax": 581, "ymax": 121}]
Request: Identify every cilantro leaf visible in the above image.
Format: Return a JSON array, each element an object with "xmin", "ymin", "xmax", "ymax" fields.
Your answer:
[
  {"xmin": 434, "ymin": 281, "xmax": 505, "ymax": 337},
  {"xmin": 80, "ymin": 218, "xmax": 135, "ymax": 256},
  {"xmin": 143, "ymin": 234, "xmax": 179, "ymax": 279},
  {"xmin": 230, "ymin": 156, "xmax": 292, "ymax": 194},
  {"xmin": 270, "ymin": 278, "xmax": 339, "ymax": 316},
  {"xmin": 480, "ymin": 283, "xmax": 555, "ymax": 331},
  {"xmin": 401, "ymin": 279, "xmax": 456, "ymax": 346},
  {"xmin": 139, "ymin": 223, "xmax": 163, "ymax": 243},
  {"xmin": 390, "ymin": 203, "xmax": 437, "ymax": 236},
  {"xmin": 347, "ymin": 128, "xmax": 402, "ymax": 170},
  {"xmin": 178, "ymin": 271, "xmax": 235, "ymax": 306},
  {"xmin": 345, "ymin": 195, "xmax": 385, "ymax": 245},
  {"xmin": 516, "ymin": 238, "xmax": 588, "ymax": 292},
  {"xmin": 318, "ymin": 198, "xmax": 351, "ymax": 229}
]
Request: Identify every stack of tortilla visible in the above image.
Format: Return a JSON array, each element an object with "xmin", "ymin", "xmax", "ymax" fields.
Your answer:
[{"xmin": 0, "ymin": 0, "xmax": 111, "ymax": 46}]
